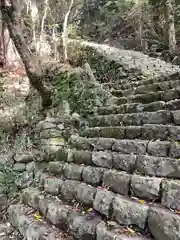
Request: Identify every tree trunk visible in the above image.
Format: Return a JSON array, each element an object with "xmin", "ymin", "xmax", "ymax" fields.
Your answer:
[
  {"xmin": 0, "ymin": 0, "xmax": 52, "ymax": 107},
  {"xmin": 166, "ymin": 0, "xmax": 176, "ymax": 55}
]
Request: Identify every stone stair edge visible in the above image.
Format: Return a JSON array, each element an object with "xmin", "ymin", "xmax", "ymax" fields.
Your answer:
[
  {"xmin": 36, "ymin": 168, "xmax": 180, "ymax": 213},
  {"xmin": 19, "ymin": 186, "xmax": 180, "ymax": 240}
]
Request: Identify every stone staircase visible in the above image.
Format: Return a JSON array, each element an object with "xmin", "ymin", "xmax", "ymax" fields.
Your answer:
[{"xmin": 7, "ymin": 70, "xmax": 180, "ymax": 240}]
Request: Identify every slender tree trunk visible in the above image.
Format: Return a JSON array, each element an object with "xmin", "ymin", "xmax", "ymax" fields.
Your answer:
[
  {"xmin": 166, "ymin": 0, "xmax": 176, "ymax": 55},
  {"xmin": 62, "ymin": 0, "xmax": 74, "ymax": 63},
  {"xmin": 0, "ymin": 0, "xmax": 52, "ymax": 107}
]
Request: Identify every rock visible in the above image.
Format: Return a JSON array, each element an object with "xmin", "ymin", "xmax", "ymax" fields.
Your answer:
[
  {"xmin": 148, "ymin": 207, "xmax": 180, "ymax": 240},
  {"xmin": 61, "ymin": 180, "xmax": 80, "ymax": 200},
  {"xmin": 147, "ymin": 141, "xmax": 170, "ymax": 157},
  {"xmin": 172, "ymin": 110, "xmax": 180, "ymax": 125},
  {"xmin": 13, "ymin": 163, "xmax": 26, "ymax": 172},
  {"xmin": 14, "ymin": 154, "xmax": 34, "ymax": 163},
  {"xmin": 48, "ymin": 162, "xmax": 64, "ymax": 175},
  {"xmin": 112, "ymin": 195, "xmax": 149, "ymax": 229},
  {"xmin": 93, "ymin": 189, "xmax": 115, "ymax": 217},
  {"xmin": 112, "ymin": 153, "xmax": 137, "ymax": 172},
  {"xmin": 15, "ymin": 172, "xmax": 34, "ymax": 189},
  {"xmin": 69, "ymin": 213, "xmax": 101, "ymax": 240},
  {"xmin": 21, "ymin": 187, "xmax": 42, "ymax": 209},
  {"xmin": 94, "ymin": 138, "xmax": 114, "ymax": 151},
  {"xmin": 112, "ymin": 139, "xmax": 148, "ymax": 155},
  {"xmin": 169, "ymin": 142, "xmax": 180, "ymax": 158},
  {"xmin": 44, "ymin": 177, "xmax": 63, "ymax": 195},
  {"xmin": 68, "ymin": 150, "xmax": 93, "ymax": 165},
  {"xmin": 82, "ymin": 166, "xmax": 106, "ymax": 186},
  {"xmin": 40, "ymin": 129, "xmax": 62, "ymax": 139},
  {"xmin": 92, "ymin": 151, "xmax": 113, "ymax": 168},
  {"xmin": 161, "ymin": 180, "xmax": 180, "ymax": 210},
  {"xmin": 64, "ymin": 163, "xmax": 84, "ymax": 181},
  {"xmin": 136, "ymin": 155, "xmax": 180, "ymax": 178},
  {"xmin": 103, "ymin": 170, "xmax": 131, "ymax": 195},
  {"xmin": 131, "ymin": 175, "xmax": 161, "ymax": 200},
  {"xmin": 26, "ymin": 162, "xmax": 35, "ymax": 172},
  {"xmin": 75, "ymin": 183, "xmax": 96, "ymax": 206}
]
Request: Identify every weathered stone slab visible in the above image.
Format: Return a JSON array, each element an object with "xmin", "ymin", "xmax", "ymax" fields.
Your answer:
[
  {"xmin": 125, "ymin": 126, "xmax": 142, "ymax": 139},
  {"xmin": 82, "ymin": 166, "xmax": 106, "ymax": 186},
  {"xmin": 122, "ymin": 113, "xmax": 142, "ymax": 125},
  {"xmin": 112, "ymin": 195, "xmax": 149, "ymax": 229},
  {"xmin": 142, "ymin": 124, "xmax": 169, "ymax": 140},
  {"xmin": 93, "ymin": 189, "xmax": 115, "ymax": 218},
  {"xmin": 63, "ymin": 163, "xmax": 84, "ymax": 181},
  {"xmin": 75, "ymin": 183, "xmax": 96, "ymax": 206},
  {"xmin": 69, "ymin": 214, "xmax": 101, "ymax": 240},
  {"xmin": 112, "ymin": 153, "xmax": 137, "ymax": 172},
  {"xmin": 14, "ymin": 153, "xmax": 34, "ymax": 163},
  {"xmin": 61, "ymin": 180, "xmax": 80, "ymax": 200},
  {"xmin": 92, "ymin": 151, "xmax": 113, "ymax": 168},
  {"xmin": 44, "ymin": 177, "xmax": 63, "ymax": 195},
  {"xmin": 100, "ymin": 126, "xmax": 126, "ymax": 138},
  {"xmin": 169, "ymin": 142, "xmax": 180, "ymax": 158},
  {"xmin": 103, "ymin": 170, "xmax": 131, "ymax": 195},
  {"xmin": 69, "ymin": 135, "xmax": 93, "ymax": 150},
  {"xmin": 112, "ymin": 140, "xmax": 148, "ymax": 155},
  {"xmin": 161, "ymin": 180, "xmax": 180, "ymax": 210},
  {"xmin": 13, "ymin": 163, "xmax": 26, "ymax": 172},
  {"xmin": 21, "ymin": 187, "xmax": 42, "ymax": 209},
  {"xmin": 172, "ymin": 110, "xmax": 180, "ymax": 125},
  {"xmin": 169, "ymin": 126, "xmax": 180, "ymax": 141},
  {"xmin": 48, "ymin": 162, "xmax": 64, "ymax": 175},
  {"xmin": 131, "ymin": 175, "xmax": 161, "ymax": 200},
  {"xmin": 148, "ymin": 207, "xmax": 180, "ymax": 240},
  {"xmin": 94, "ymin": 138, "xmax": 114, "ymax": 151},
  {"xmin": 147, "ymin": 141, "xmax": 170, "ymax": 157},
  {"xmin": 136, "ymin": 155, "xmax": 180, "ymax": 178},
  {"xmin": 68, "ymin": 150, "xmax": 93, "ymax": 165},
  {"xmin": 46, "ymin": 199, "xmax": 70, "ymax": 229}
]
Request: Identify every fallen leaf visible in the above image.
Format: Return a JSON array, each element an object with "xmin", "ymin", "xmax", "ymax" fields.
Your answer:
[
  {"xmin": 87, "ymin": 208, "xmax": 93, "ymax": 212},
  {"xmin": 139, "ymin": 199, "xmax": 145, "ymax": 204},
  {"xmin": 127, "ymin": 227, "xmax": 136, "ymax": 234},
  {"xmin": 34, "ymin": 212, "xmax": 42, "ymax": 221}
]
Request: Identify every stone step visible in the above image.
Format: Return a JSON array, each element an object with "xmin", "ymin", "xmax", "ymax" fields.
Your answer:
[
  {"xmin": 54, "ymin": 147, "xmax": 180, "ymax": 179},
  {"xmin": 20, "ymin": 187, "xmax": 180, "ymax": 240},
  {"xmin": 69, "ymin": 135, "xmax": 180, "ymax": 160},
  {"xmin": 116, "ymin": 88, "xmax": 180, "ymax": 105},
  {"xmin": 111, "ymin": 80, "xmax": 180, "ymax": 97},
  {"xmin": 97, "ymin": 99, "xmax": 180, "ymax": 115},
  {"xmin": 37, "ymin": 167, "xmax": 180, "ymax": 210},
  {"xmin": 8, "ymin": 204, "xmax": 71, "ymax": 240},
  {"xmin": 80, "ymin": 124, "xmax": 180, "ymax": 141},
  {"xmin": 20, "ymin": 187, "xmax": 152, "ymax": 240},
  {"xmin": 89, "ymin": 110, "xmax": 180, "ymax": 127}
]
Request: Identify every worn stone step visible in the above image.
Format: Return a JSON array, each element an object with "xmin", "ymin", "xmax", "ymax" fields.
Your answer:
[
  {"xmin": 111, "ymin": 80, "xmax": 180, "ymax": 97},
  {"xmin": 8, "ymin": 204, "xmax": 71, "ymax": 240},
  {"xmin": 89, "ymin": 110, "xmax": 177, "ymax": 127},
  {"xmin": 116, "ymin": 88, "xmax": 180, "ymax": 105},
  {"xmin": 80, "ymin": 124, "xmax": 180, "ymax": 141},
  {"xmin": 69, "ymin": 135, "xmax": 180, "ymax": 160},
  {"xmin": 54, "ymin": 147, "xmax": 180, "ymax": 180},
  {"xmin": 97, "ymin": 99, "xmax": 180, "ymax": 115},
  {"xmin": 20, "ymin": 187, "xmax": 152, "ymax": 240},
  {"xmin": 43, "ymin": 162, "xmax": 180, "ymax": 209}
]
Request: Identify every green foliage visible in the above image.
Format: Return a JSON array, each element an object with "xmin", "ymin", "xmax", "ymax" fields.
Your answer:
[
  {"xmin": 0, "ymin": 164, "xmax": 21, "ymax": 198},
  {"xmin": 55, "ymin": 66, "xmax": 109, "ymax": 116}
]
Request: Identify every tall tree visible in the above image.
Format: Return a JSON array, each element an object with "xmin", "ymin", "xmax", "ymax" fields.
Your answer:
[{"xmin": 0, "ymin": 0, "xmax": 52, "ymax": 107}]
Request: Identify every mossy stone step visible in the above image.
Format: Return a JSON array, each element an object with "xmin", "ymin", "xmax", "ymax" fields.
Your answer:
[{"xmin": 89, "ymin": 110, "xmax": 175, "ymax": 127}]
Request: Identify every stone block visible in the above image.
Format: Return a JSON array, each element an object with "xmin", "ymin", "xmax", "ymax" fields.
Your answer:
[
  {"xmin": 92, "ymin": 151, "xmax": 113, "ymax": 168},
  {"xmin": 96, "ymin": 221, "xmax": 123, "ymax": 240},
  {"xmin": 94, "ymin": 138, "xmax": 114, "ymax": 151},
  {"xmin": 131, "ymin": 175, "xmax": 161, "ymax": 200},
  {"xmin": 14, "ymin": 153, "xmax": 34, "ymax": 163},
  {"xmin": 63, "ymin": 163, "xmax": 84, "ymax": 181},
  {"xmin": 103, "ymin": 170, "xmax": 131, "ymax": 195},
  {"xmin": 69, "ymin": 214, "xmax": 101, "ymax": 240},
  {"xmin": 61, "ymin": 180, "xmax": 80, "ymax": 201},
  {"xmin": 147, "ymin": 141, "xmax": 170, "ymax": 157},
  {"xmin": 112, "ymin": 153, "xmax": 137, "ymax": 172},
  {"xmin": 13, "ymin": 163, "xmax": 26, "ymax": 172},
  {"xmin": 21, "ymin": 187, "xmax": 42, "ymax": 209},
  {"xmin": 172, "ymin": 110, "xmax": 180, "ymax": 125},
  {"xmin": 82, "ymin": 166, "xmax": 106, "ymax": 186},
  {"xmin": 169, "ymin": 126, "xmax": 180, "ymax": 141},
  {"xmin": 112, "ymin": 195, "xmax": 149, "ymax": 229},
  {"xmin": 169, "ymin": 142, "xmax": 180, "ymax": 158},
  {"xmin": 161, "ymin": 180, "xmax": 180, "ymax": 210},
  {"xmin": 125, "ymin": 126, "xmax": 142, "ymax": 139},
  {"xmin": 112, "ymin": 139, "xmax": 147, "ymax": 155},
  {"xmin": 68, "ymin": 150, "xmax": 92, "ymax": 165},
  {"xmin": 75, "ymin": 183, "xmax": 96, "ymax": 206},
  {"xmin": 142, "ymin": 124, "xmax": 169, "ymax": 140},
  {"xmin": 100, "ymin": 127, "xmax": 125, "ymax": 139},
  {"xmin": 148, "ymin": 207, "xmax": 180, "ymax": 240},
  {"xmin": 136, "ymin": 155, "xmax": 180, "ymax": 178},
  {"xmin": 44, "ymin": 177, "xmax": 63, "ymax": 195},
  {"xmin": 93, "ymin": 189, "xmax": 115, "ymax": 218},
  {"xmin": 48, "ymin": 162, "xmax": 64, "ymax": 175}
]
